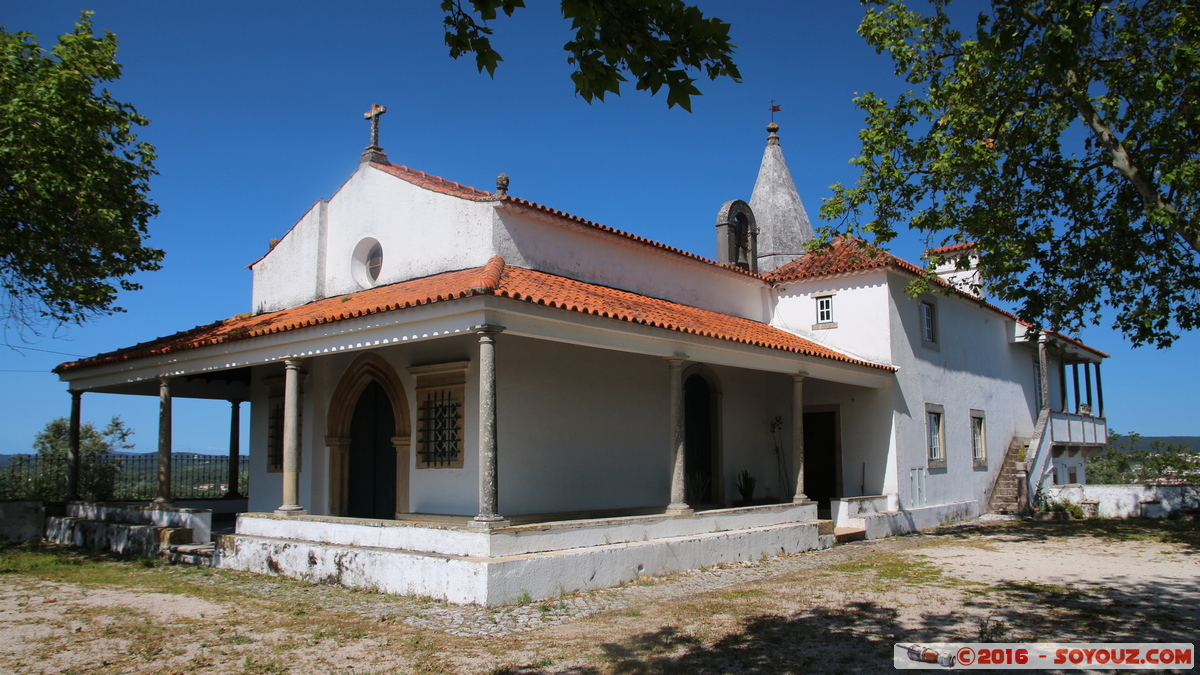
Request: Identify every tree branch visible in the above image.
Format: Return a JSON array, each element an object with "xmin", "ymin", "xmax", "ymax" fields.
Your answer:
[{"xmin": 1064, "ymin": 70, "xmax": 1200, "ymax": 255}]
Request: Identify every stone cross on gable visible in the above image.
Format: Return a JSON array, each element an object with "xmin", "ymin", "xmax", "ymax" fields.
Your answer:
[{"xmin": 360, "ymin": 104, "xmax": 389, "ymax": 164}]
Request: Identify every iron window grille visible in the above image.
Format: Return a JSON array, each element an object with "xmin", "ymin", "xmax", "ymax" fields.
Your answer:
[
  {"xmin": 409, "ymin": 361, "xmax": 469, "ymax": 469},
  {"xmin": 418, "ymin": 390, "xmax": 462, "ymax": 467}
]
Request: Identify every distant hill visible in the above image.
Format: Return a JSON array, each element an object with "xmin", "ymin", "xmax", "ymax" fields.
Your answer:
[
  {"xmin": 0, "ymin": 451, "xmax": 248, "ymax": 468},
  {"xmin": 1113, "ymin": 436, "xmax": 1199, "ymax": 453}
]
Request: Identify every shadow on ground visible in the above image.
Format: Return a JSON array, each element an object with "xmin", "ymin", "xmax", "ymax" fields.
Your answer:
[
  {"xmin": 495, "ymin": 519, "xmax": 1200, "ymax": 674},
  {"xmin": 933, "ymin": 518, "xmax": 1200, "ymax": 553}
]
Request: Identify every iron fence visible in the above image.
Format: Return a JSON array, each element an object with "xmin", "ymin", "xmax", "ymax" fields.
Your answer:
[{"xmin": 0, "ymin": 453, "xmax": 249, "ymax": 501}]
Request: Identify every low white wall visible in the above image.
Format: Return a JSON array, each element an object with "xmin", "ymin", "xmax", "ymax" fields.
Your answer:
[
  {"xmin": 0, "ymin": 501, "xmax": 46, "ymax": 543},
  {"xmin": 68, "ymin": 502, "xmax": 213, "ymax": 543},
  {"xmin": 233, "ymin": 502, "xmax": 818, "ymax": 558},
  {"xmin": 45, "ymin": 517, "xmax": 172, "ymax": 557},
  {"xmin": 862, "ymin": 500, "xmax": 979, "ymax": 539},
  {"xmin": 1045, "ymin": 484, "xmax": 1200, "ymax": 519},
  {"xmin": 171, "ymin": 498, "xmax": 248, "ymax": 515},
  {"xmin": 831, "ymin": 495, "xmax": 889, "ymax": 529},
  {"xmin": 219, "ymin": 520, "xmax": 822, "ymax": 606}
]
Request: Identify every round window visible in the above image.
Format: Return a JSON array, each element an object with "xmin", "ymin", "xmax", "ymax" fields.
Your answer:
[
  {"xmin": 366, "ymin": 242, "xmax": 383, "ymax": 282},
  {"xmin": 352, "ymin": 238, "xmax": 384, "ymax": 288}
]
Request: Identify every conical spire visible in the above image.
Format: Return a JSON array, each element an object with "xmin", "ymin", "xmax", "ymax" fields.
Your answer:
[{"xmin": 749, "ymin": 122, "xmax": 814, "ymax": 273}]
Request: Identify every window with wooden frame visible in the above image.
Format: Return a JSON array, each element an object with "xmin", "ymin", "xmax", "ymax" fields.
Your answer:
[
  {"xmin": 409, "ymin": 361, "xmax": 468, "ymax": 469},
  {"xmin": 812, "ymin": 291, "xmax": 837, "ymax": 330},
  {"xmin": 970, "ymin": 410, "xmax": 987, "ymax": 468},
  {"xmin": 264, "ymin": 374, "xmax": 305, "ymax": 473},
  {"xmin": 926, "ymin": 403, "xmax": 946, "ymax": 470},
  {"xmin": 920, "ymin": 299, "xmax": 939, "ymax": 347}
]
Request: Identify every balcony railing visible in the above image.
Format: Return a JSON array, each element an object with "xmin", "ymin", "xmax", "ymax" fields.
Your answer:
[{"xmin": 1049, "ymin": 411, "xmax": 1108, "ymax": 446}]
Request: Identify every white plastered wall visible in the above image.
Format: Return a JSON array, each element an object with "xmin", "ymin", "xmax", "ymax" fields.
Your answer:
[
  {"xmin": 251, "ymin": 165, "xmax": 497, "ymax": 314},
  {"xmin": 495, "ymin": 336, "xmax": 670, "ymax": 515},
  {"xmin": 886, "ymin": 272, "xmax": 1043, "ymax": 513},
  {"xmin": 771, "ymin": 271, "xmax": 895, "ymax": 364},
  {"xmin": 493, "ymin": 208, "xmax": 771, "ymax": 322}
]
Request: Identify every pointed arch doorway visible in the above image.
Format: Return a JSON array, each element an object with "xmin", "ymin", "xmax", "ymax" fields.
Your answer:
[
  {"xmin": 327, "ymin": 353, "xmax": 411, "ymax": 518},
  {"xmin": 347, "ymin": 381, "xmax": 396, "ymax": 519}
]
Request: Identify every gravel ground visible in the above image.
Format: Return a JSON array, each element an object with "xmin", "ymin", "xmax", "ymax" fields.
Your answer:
[{"xmin": 1, "ymin": 516, "xmax": 1196, "ymax": 674}]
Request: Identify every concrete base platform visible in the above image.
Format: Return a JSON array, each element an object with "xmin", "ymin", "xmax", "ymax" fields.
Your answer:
[{"xmin": 217, "ymin": 503, "xmax": 820, "ymax": 606}]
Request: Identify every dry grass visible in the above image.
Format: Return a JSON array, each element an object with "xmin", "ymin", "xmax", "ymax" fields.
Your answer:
[{"xmin": 1, "ymin": 519, "xmax": 1197, "ymax": 674}]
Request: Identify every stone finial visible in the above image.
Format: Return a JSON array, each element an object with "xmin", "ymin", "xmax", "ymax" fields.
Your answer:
[
  {"xmin": 767, "ymin": 122, "xmax": 780, "ymax": 146},
  {"xmin": 496, "ymin": 172, "xmax": 510, "ymax": 196}
]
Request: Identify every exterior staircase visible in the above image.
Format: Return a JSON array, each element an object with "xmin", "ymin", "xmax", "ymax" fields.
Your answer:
[{"xmin": 988, "ymin": 438, "xmax": 1028, "ymax": 515}]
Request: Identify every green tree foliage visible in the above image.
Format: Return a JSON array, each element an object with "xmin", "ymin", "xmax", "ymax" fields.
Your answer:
[
  {"xmin": 1086, "ymin": 431, "xmax": 1200, "ymax": 484},
  {"xmin": 440, "ymin": 0, "xmax": 741, "ymax": 111},
  {"xmin": 0, "ymin": 416, "xmax": 133, "ymax": 500},
  {"xmin": 0, "ymin": 12, "xmax": 163, "ymax": 331},
  {"xmin": 822, "ymin": 0, "xmax": 1200, "ymax": 347}
]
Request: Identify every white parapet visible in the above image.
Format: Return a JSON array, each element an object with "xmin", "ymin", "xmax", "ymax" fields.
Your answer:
[{"xmin": 218, "ymin": 502, "xmax": 821, "ymax": 606}]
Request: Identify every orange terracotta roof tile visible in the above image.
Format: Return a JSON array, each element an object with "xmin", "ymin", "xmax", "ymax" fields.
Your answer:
[
  {"xmin": 924, "ymin": 241, "xmax": 978, "ymax": 257},
  {"xmin": 766, "ymin": 237, "xmax": 924, "ymax": 282},
  {"xmin": 490, "ymin": 264, "xmax": 890, "ymax": 370},
  {"xmin": 371, "ymin": 162, "xmax": 495, "ymax": 200},
  {"xmin": 56, "ymin": 258, "xmax": 892, "ymax": 374},
  {"xmin": 767, "ymin": 238, "xmax": 1107, "ymax": 358}
]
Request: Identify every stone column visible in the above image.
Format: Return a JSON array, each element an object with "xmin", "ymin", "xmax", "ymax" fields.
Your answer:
[
  {"xmin": 471, "ymin": 325, "xmax": 508, "ymax": 529},
  {"xmin": 1037, "ymin": 335, "xmax": 1050, "ymax": 411},
  {"xmin": 225, "ymin": 400, "xmax": 241, "ymax": 499},
  {"xmin": 1058, "ymin": 360, "xmax": 1068, "ymax": 411},
  {"xmin": 325, "ymin": 437, "xmax": 350, "ymax": 516},
  {"xmin": 665, "ymin": 357, "xmax": 691, "ymax": 515},
  {"xmin": 1083, "ymin": 360, "xmax": 1093, "ymax": 410},
  {"xmin": 156, "ymin": 378, "xmax": 173, "ymax": 503},
  {"xmin": 392, "ymin": 436, "xmax": 411, "ymax": 517},
  {"xmin": 792, "ymin": 373, "xmax": 810, "ymax": 503},
  {"xmin": 1072, "ymin": 363, "xmax": 1081, "ymax": 413},
  {"xmin": 66, "ymin": 391, "xmax": 82, "ymax": 501},
  {"xmin": 275, "ymin": 359, "xmax": 306, "ymax": 516}
]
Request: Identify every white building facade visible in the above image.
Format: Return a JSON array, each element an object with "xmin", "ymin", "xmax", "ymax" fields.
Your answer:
[{"xmin": 54, "ymin": 120, "xmax": 1108, "ymax": 604}]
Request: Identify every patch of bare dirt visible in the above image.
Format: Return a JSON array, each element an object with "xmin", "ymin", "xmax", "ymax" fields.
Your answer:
[{"xmin": 1, "ymin": 521, "xmax": 1197, "ymax": 674}]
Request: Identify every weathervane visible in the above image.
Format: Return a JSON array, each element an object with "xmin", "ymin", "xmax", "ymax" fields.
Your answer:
[
  {"xmin": 360, "ymin": 103, "xmax": 389, "ymax": 164},
  {"xmin": 769, "ymin": 100, "xmax": 781, "ymax": 123}
]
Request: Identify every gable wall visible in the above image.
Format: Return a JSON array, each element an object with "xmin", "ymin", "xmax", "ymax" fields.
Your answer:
[
  {"xmin": 770, "ymin": 270, "xmax": 894, "ymax": 363},
  {"xmin": 250, "ymin": 166, "xmax": 498, "ymax": 314},
  {"xmin": 493, "ymin": 209, "xmax": 771, "ymax": 322},
  {"xmin": 250, "ymin": 201, "xmax": 326, "ymax": 314}
]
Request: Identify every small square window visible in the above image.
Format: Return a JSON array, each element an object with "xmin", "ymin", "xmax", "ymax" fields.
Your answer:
[
  {"xmin": 970, "ymin": 410, "xmax": 987, "ymax": 467},
  {"xmin": 817, "ymin": 296, "xmax": 833, "ymax": 324},
  {"xmin": 925, "ymin": 403, "xmax": 946, "ymax": 469},
  {"xmin": 920, "ymin": 301, "xmax": 938, "ymax": 344}
]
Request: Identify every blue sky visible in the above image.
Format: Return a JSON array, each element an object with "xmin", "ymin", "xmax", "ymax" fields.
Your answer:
[{"xmin": 1, "ymin": 1, "xmax": 1196, "ymax": 455}]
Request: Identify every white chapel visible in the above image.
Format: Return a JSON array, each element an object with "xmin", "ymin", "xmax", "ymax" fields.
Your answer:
[{"xmin": 54, "ymin": 109, "xmax": 1110, "ymax": 604}]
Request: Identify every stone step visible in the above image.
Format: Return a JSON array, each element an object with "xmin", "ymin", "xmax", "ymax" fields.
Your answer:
[
  {"xmin": 834, "ymin": 527, "xmax": 867, "ymax": 544},
  {"xmin": 168, "ymin": 542, "xmax": 215, "ymax": 566},
  {"xmin": 816, "ymin": 519, "xmax": 835, "ymax": 536}
]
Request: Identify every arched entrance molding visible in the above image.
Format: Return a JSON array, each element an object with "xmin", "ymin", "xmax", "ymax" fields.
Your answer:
[
  {"xmin": 682, "ymin": 363, "xmax": 723, "ymax": 507},
  {"xmin": 326, "ymin": 352, "xmax": 411, "ymax": 517}
]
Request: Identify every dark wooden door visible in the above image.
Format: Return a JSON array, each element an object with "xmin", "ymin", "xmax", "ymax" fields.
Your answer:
[
  {"xmin": 347, "ymin": 381, "xmax": 397, "ymax": 519},
  {"xmin": 804, "ymin": 411, "xmax": 839, "ymax": 511}
]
